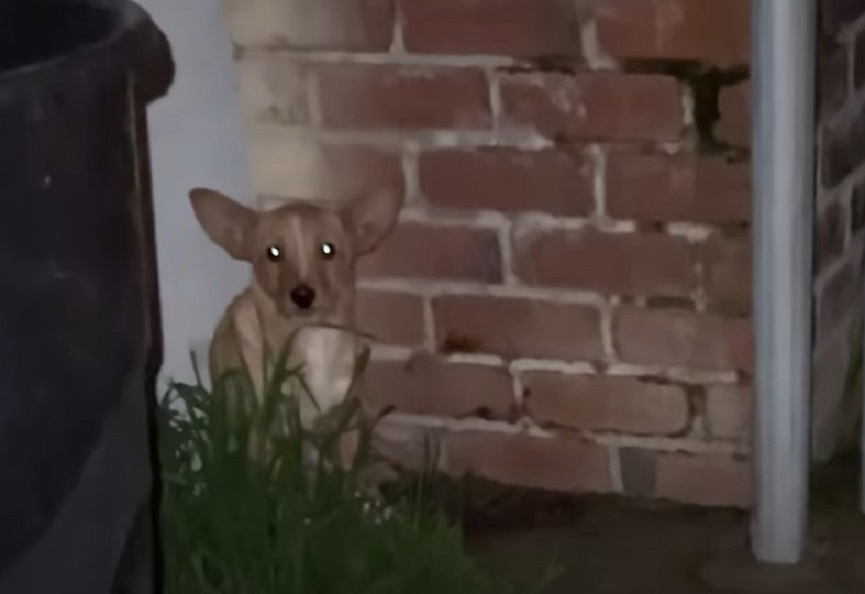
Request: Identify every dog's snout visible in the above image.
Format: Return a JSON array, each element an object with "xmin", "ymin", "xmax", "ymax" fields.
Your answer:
[{"xmin": 290, "ymin": 284, "xmax": 316, "ymax": 309}]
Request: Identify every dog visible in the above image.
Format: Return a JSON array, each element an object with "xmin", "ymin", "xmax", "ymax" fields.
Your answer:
[{"xmin": 189, "ymin": 186, "xmax": 403, "ymax": 470}]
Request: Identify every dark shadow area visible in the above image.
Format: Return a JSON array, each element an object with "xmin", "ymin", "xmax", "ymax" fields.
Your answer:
[
  {"xmin": 0, "ymin": 2, "xmax": 114, "ymax": 73},
  {"xmin": 119, "ymin": 16, "xmax": 174, "ymax": 594},
  {"xmin": 414, "ymin": 450, "xmax": 865, "ymax": 594}
]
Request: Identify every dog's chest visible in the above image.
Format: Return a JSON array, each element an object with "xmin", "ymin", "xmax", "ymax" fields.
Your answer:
[{"xmin": 290, "ymin": 328, "xmax": 358, "ymax": 425}]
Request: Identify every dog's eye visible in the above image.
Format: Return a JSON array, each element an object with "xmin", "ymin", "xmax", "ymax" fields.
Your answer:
[
  {"xmin": 266, "ymin": 245, "xmax": 281, "ymax": 262},
  {"xmin": 320, "ymin": 242, "xmax": 336, "ymax": 260}
]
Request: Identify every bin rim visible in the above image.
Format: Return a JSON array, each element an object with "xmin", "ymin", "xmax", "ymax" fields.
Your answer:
[{"xmin": 0, "ymin": 0, "xmax": 153, "ymax": 84}]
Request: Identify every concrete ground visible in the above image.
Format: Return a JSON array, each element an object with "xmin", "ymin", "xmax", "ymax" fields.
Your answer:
[{"xmin": 462, "ymin": 451, "xmax": 865, "ymax": 594}]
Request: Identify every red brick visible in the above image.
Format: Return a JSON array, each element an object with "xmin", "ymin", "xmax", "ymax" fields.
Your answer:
[
  {"xmin": 523, "ymin": 372, "xmax": 689, "ymax": 435},
  {"xmin": 319, "ymin": 146, "xmax": 405, "ymax": 201},
  {"xmin": 433, "ymin": 295, "xmax": 603, "ymax": 361},
  {"xmin": 444, "ymin": 431, "xmax": 612, "ymax": 493},
  {"xmin": 359, "ymin": 223, "xmax": 502, "ymax": 282},
  {"xmin": 419, "ymin": 148, "xmax": 593, "ymax": 216},
  {"xmin": 595, "ymin": 0, "xmax": 750, "ymax": 65},
  {"xmin": 355, "ymin": 290, "xmax": 425, "ymax": 347},
  {"xmin": 317, "ymin": 64, "xmax": 491, "ymax": 130},
  {"xmin": 705, "ymin": 385, "xmax": 752, "ymax": 441},
  {"xmin": 514, "ymin": 229, "xmax": 695, "ymax": 296},
  {"xmin": 614, "ymin": 307, "xmax": 752, "ymax": 372},
  {"xmin": 361, "ymin": 355, "xmax": 513, "ymax": 419},
  {"xmin": 701, "ymin": 236, "xmax": 752, "ymax": 314},
  {"xmin": 606, "ymin": 152, "xmax": 751, "ymax": 224},
  {"xmin": 402, "ymin": 0, "xmax": 583, "ymax": 56},
  {"xmin": 716, "ymin": 81, "xmax": 750, "ymax": 146},
  {"xmin": 226, "ymin": 0, "xmax": 395, "ymax": 51},
  {"xmin": 500, "ymin": 72, "xmax": 682, "ymax": 142},
  {"xmin": 656, "ymin": 452, "xmax": 752, "ymax": 507},
  {"xmin": 727, "ymin": 318, "xmax": 753, "ymax": 374}
]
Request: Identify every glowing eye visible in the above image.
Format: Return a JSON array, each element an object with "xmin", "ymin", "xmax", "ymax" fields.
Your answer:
[
  {"xmin": 320, "ymin": 242, "xmax": 336, "ymax": 260},
  {"xmin": 266, "ymin": 245, "xmax": 281, "ymax": 262}
]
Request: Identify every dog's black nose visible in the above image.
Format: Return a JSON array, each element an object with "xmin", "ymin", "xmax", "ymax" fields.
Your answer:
[{"xmin": 290, "ymin": 284, "xmax": 316, "ymax": 309}]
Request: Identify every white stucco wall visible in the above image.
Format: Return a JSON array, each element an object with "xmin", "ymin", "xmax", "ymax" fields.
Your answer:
[{"xmin": 135, "ymin": 0, "xmax": 251, "ymax": 387}]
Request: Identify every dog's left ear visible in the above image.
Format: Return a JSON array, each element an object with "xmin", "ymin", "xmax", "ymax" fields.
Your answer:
[
  {"xmin": 343, "ymin": 188, "xmax": 403, "ymax": 255},
  {"xmin": 189, "ymin": 187, "xmax": 257, "ymax": 261}
]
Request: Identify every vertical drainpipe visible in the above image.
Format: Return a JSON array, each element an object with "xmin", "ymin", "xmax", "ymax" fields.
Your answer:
[{"xmin": 750, "ymin": 0, "xmax": 817, "ymax": 564}]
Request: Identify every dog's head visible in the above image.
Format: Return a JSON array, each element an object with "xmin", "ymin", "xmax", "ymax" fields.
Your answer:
[{"xmin": 189, "ymin": 188, "xmax": 402, "ymax": 322}]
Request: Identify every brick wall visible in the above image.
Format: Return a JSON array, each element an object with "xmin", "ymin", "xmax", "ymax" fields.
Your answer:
[
  {"xmin": 813, "ymin": 1, "xmax": 865, "ymax": 462},
  {"xmin": 225, "ymin": 0, "xmax": 754, "ymax": 508}
]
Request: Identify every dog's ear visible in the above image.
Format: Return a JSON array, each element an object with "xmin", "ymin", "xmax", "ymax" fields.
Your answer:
[
  {"xmin": 189, "ymin": 188, "xmax": 257, "ymax": 260},
  {"xmin": 343, "ymin": 188, "xmax": 403, "ymax": 255}
]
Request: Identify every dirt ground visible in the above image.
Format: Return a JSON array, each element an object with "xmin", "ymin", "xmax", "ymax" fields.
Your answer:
[{"xmin": 460, "ymin": 451, "xmax": 865, "ymax": 593}]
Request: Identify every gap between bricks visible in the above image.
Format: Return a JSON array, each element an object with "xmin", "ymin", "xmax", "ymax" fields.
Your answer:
[{"xmin": 377, "ymin": 411, "xmax": 750, "ymax": 458}]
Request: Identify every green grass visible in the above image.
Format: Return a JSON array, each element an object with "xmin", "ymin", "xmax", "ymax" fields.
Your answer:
[{"xmin": 155, "ymin": 340, "xmax": 550, "ymax": 594}]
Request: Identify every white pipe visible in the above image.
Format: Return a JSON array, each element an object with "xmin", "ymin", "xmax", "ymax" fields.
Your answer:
[{"xmin": 750, "ymin": 0, "xmax": 816, "ymax": 565}]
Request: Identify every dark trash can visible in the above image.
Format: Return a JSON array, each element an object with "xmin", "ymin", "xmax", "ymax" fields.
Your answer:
[{"xmin": 0, "ymin": 1, "xmax": 170, "ymax": 592}]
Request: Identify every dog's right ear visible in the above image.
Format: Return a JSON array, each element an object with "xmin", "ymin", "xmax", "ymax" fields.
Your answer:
[{"xmin": 189, "ymin": 188, "xmax": 257, "ymax": 261}]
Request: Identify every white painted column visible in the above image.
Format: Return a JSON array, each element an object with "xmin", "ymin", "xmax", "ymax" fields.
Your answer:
[
  {"xmin": 750, "ymin": 0, "xmax": 817, "ymax": 564},
  {"xmin": 133, "ymin": 0, "xmax": 251, "ymax": 387}
]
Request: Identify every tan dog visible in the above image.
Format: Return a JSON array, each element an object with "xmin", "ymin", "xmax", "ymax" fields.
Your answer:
[{"xmin": 189, "ymin": 187, "xmax": 402, "ymax": 466}]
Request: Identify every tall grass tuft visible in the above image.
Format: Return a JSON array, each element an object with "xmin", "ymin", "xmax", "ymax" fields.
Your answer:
[{"xmin": 155, "ymin": 338, "xmax": 535, "ymax": 594}]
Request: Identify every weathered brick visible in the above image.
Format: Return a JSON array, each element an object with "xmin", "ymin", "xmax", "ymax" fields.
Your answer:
[
  {"xmin": 821, "ymin": 109, "xmax": 865, "ymax": 189},
  {"xmin": 402, "ymin": 0, "xmax": 583, "ymax": 57},
  {"xmin": 226, "ymin": 0, "xmax": 395, "ymax": 51},
  {"xmin": 820, "ymin": 126, "xmax": 850, "ymax": 190},
  {"xmin": 595, "ymin": 0, "xmax": 750, "ymax": 65},
  {"xmin": 819, "ymin": 43, "xmax": 848, "ymax": 117},
  {"xmin": 362, "ymin": 354, "xmax": 514, "ymax": 419},
  {"xmin": 716, "ymin": 81, "xmax": 750, "ymax": 147},
  {"xmin": 372, "ymin": 418, "xmax": 441, "ymax": 472},
  {"xmin": 236, "ymin": 57, "xmax": 309, "ymax": 125},
  {"xmin": 656, "ymin": 452, "xmax": 752, "ymax": 507},
  {"xmin": 317, "ymin": 64, "xmax": 491, "ymax": 130},
  {"xmin": 606, "ymin": 152, "xmax": 750, "ymax": 223},
  {"xmin": 614, "ymin": 307, "xmax": 752, "ymax": 372},
  {"xmin": 821, "ymin": 0, "xmax": 865, "ymax": 37},
  {"xmin": 433, "ymin": 295, "xmax": 603, "ymax": 361},
  {"xmin": 619, "ymin": 447, "xmax": 657, "ymax": 498},
  {"xmin": 523, "ymin": 372, "xmax": 689, "ymax": 435},
  {"xmin": 811, "ymin": 326, "xmax": 859, "ymax": 462},
  {"xmin": 852, "ymin": 181, "xmax": 865, "ymax": 234},
  {"xmin": 356, "ymin": 290, "xmax": 425, "ymax": 347},
  {"xmin": 500, "ymin": 72, "xmax": 682, "ymax": 142},
  {"xmin": 250, "ymin": 136, "xmax": 405, "ymax": 202},
  {"xmin": 816, "ymin": 255, "xmax": 864, "ymax": 343},
  {"xmin": 359, "ymin": 223, "xmax": 502, "ymax": 282},
  {"xmin": 419, "ymin": 148, "xmax": 593, "ymax": 216},
  {"xmin": 855, "ymin": 32, "xmax": 865, "ymax": 90},
  {"xmin": 705, "ymin": 384, "xmax": 752, "ymax": 441},
  {"xmin": 444, "ymin": 431, "xmax": 612, "ymax": 493},
  {"xmin": 514, "ymin": 229, "xmax": 696, "ymax": 297},
  {"xmin": 701, "ymin": 236, "xmax": 752, "ymax": 314},
  {"xmin": 814, "ymin": 200, "xmax": 845, "ymax": 273}
]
